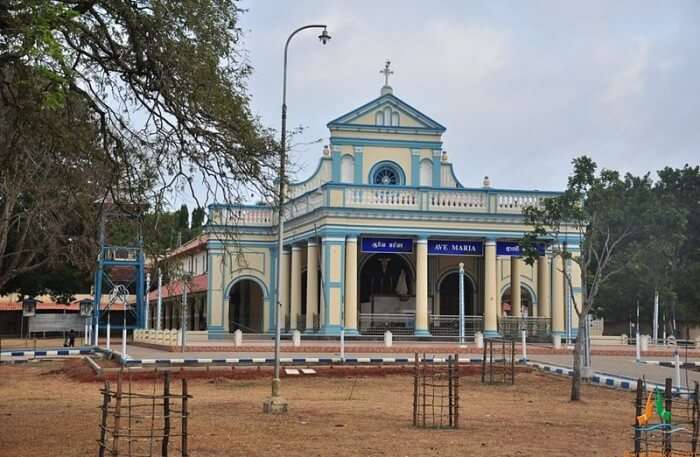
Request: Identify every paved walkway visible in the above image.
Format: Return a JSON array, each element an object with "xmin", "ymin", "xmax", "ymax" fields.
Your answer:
[{"xmin": 530, "ymin": 354, "xmax": 700, "ymax": 387}]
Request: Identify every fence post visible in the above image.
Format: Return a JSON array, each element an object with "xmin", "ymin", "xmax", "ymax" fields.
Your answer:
[
  {"xmin": 412, "ymin": 353, "xmax": 418, "ymax": 427},
  {"xmin": 692, "ymin": 382, "xmax": 699, "ymax": 455},
  {"xmin": 454, "ymin": 353, "xmax": 460, "ymax": 429},
  {"xmin": 634, "ymin": 379, "xmax": 643, "ymax": 457},
  {"xmin": 162, "ymin": 371, "xmax": 171, "ymax": 457},
  {"xmin": 664, "ymin": 377, "xmax": 672, "ymax": 456},
  {"xmin": 112, "ymin": 372, "xmax": 123, "ymax": 457},
  {"xmin": 182, "ymin": 378, "xmax": 188, "ymax": 457},
  {"xmin": 448, "ymin": 355, "xmax": 454, "ymax": 428},
  {"xmin": 98, "ymin": 381, "xmax": 111, "ymax": 457}
]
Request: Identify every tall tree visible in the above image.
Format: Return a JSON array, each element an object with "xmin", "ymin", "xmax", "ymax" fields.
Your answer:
[
  {"xmin": 0, "ymin": 63, "xmax": 107, "ymax": 292},
  {"xmin": 190, "ymin": 206, "xmax": 205, "ymax": 235},
  {"xmin": 1, "ymin": 1, "xmax": 278, "ymax": 291},
  {"xmin": 656, "ymin": 165, "xmax": 700, "ymax": 323},
  {"xmin": 521, "ymin": 157, "xmax": 684, "ymax": 401},
  {"xmin": 2, "ymin": 1, "xmax": 277, "ymax": 206}
]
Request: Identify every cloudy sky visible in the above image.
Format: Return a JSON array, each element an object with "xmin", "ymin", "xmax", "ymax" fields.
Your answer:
[{"xmin": 237, "ymin": 0, "xmax": 699, "ymax": 192}]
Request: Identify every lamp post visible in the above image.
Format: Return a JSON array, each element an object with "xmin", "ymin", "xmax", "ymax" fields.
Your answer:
[{"xmin": 264, "ymin": 24, "xmax": 331, "ymax": 415}]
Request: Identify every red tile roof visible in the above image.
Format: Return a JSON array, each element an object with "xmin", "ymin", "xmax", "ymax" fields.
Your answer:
[{"xmin": 147, "ymin": 274, "xmax": 208, "ymax": 302}]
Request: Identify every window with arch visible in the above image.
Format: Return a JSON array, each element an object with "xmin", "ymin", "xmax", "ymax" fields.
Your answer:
[
  {"xmin": 340, "ymin": 154, "xmax": 354, "ymax": 183},
  {"xmin": 375, "ymin": 111, "xmax": 384, "ymax": 126},
  {"xmin": 391, "ymin": 111, "xmax": 400, "ymax": 127},
  {"xmin": 371, "ymin": 162, "xmax": 404, "ymax": 186},
  {"xmin": 419, "ymin": 159, "xmax": 433, "ymax": 186}
]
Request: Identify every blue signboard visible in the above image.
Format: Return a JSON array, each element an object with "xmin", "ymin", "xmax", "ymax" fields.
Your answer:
[
  {"xmin": 496, "ymin": 241, "xmax": 546, "ymax": 256},
  {"xmin": 428, "ymin": 240, "xmax": 483, "ymax": 256},
  {"xmin": 361, "ymin": 237, "xmax": 414, "ymax": 254}
]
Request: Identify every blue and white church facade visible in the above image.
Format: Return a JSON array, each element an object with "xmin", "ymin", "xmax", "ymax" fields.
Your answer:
[{"xmin": 199, "ymin": 80, "xmax": 583, "ymax": 340}]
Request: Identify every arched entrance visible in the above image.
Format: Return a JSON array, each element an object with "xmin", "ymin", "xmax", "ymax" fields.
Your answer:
[
  {"xmin": 438, "ymin": 272, "xmax": 475, "ymax": 316},
  {"xmin": 359, "ymin": 254, "xmax": 414, "ymax": 308},
  {"xmin": 228, "ymin": 279, "xmax": 264, "ymax": 333},
  {"xmin": 358, "ymin": 254, "xmax": 415, "ymax": 334},
  {"xmin": 500, "ymin": 286, "xmax": 534, "ymax": 316}
]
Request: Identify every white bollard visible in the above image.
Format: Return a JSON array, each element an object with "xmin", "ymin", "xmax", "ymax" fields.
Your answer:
[
  {"xmin": 521, "ymin": 329, "xmax": 527, "ymax": 361},
  {"xmin": 106, "ymin": 321, "xmax": 111, "ymax": 350},
  {"xmin": 384, "ymin": 330, "xmax": 393, "ymax": 348},
  {"xmin": 84, "ymin": 321, "xmax": 89, "ymax": 345},
  {"xmin": 292, "ymin": 330, "xmax": 301, "ymax": 347},
  {"xmin": 122, "ymin": 326, "xmax": 127, "ymax": 357},
  {"xmin": 475, "ymin": 332, "xmax": 484, "ymax": 349},
  {"xmin": 233, "ymin": 329, "xmax": 243, "ymax": 347},
  {"xmin": 340, "ymin": 328, "xmax": 345, "ymax": 362},
  {"xmin": 640, "ymin": 334, "xmax": 649, "ymax": 353},
  {"xmin": 553, "ymin": 333, "xmax": 562, "ymax": 350},
  {"xmin": 673, "ymin": 351, "xmax": 682, "ymax": 391}
]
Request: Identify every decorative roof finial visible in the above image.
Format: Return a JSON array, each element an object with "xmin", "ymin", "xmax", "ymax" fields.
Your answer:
[{"xmin": 380, "ymin": 59, "xmax": 394, "ymax": 95}]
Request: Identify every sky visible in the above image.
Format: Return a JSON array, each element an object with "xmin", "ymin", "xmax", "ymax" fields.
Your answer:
[{"xmin": 234, "ymin": 0, "xmax": 700, "ymax": 192}]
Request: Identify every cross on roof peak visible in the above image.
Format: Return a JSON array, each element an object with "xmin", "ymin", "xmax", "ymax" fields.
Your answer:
[{"xmin": 380, "ymin": 59, "xmax": 394, "ymax": 87}]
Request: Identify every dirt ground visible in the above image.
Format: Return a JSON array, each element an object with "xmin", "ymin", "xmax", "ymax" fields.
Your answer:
[{"xmin": 0, "ymin": 361, "xmax": 633, "ymax": 457}]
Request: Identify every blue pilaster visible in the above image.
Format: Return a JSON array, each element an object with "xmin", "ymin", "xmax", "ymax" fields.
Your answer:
[
  {"xmin": 411, "ymin": 149, "xmax": 420, "ymax": 186},
  {"xmin": 353, "ymin": 146, "xmax": 364, "ymax": 184},
  {"xmin": 432, "ymin": 149, "xmax": 442, "ymax": 188}
]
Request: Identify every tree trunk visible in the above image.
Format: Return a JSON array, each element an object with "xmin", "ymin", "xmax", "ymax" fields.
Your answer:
[{"xmin": 570, "ymin": 313, "xmax": 588, "ymax": 401}]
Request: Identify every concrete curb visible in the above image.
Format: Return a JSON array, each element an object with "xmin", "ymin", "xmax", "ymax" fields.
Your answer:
[{"xmin": 526, "ymin": 359, "xmax": 694, "ymax": 397}]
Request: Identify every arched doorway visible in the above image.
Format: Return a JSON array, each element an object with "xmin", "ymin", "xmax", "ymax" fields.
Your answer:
[
  {"xmin": 500, "ymin": 286, "xmax": 534, "ymax": 316},
  {"xmin": 229, "ymin": 279, "xmax": 264, "ymax": 333},
  {"xmin": 438, "ymin": 272, "xmax": 475, "ymax": 316},
  {"xmin": 358, "ymin": 253, "xmax": 415, "ymax": 334},
  {"xmin": 359, "ymin": 254, "xmax": 414, "ymax": 313}
]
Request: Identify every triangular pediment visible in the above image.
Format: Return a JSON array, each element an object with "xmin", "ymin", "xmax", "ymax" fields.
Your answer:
[{"xmin": 327, "ymin": 93, "xmax": 446, "ymax": 133}]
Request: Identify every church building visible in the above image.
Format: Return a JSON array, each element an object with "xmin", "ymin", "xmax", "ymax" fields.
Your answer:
[{"xmin": 158, "ymin": 64, "xmax": 583, "ymax": 341}]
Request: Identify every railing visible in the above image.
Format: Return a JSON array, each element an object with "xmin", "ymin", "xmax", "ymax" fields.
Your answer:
[
  {"xmin": 428, "ymin": 190, "xmax": 487, "ymax": 212},
  {"xmin": 496, "ymin": 194, "xmax": 550, "ymax": 214},
  {"xmin": 359, "ymin": 313, "xmax": 415, "ymax": 335},
  {"xmin": 296, "ymin": 314, "xmax": 306, "ymax": 332},
  {"xmin": 209, "ymin": 184, "xmax": 559, "ymax": 228},
  {"xmin": 102, "ymin": 246, "xmax": 140, "ymax": 261},
  {"xmin": 345, "ymin": 187, "xmax": 418, "ymax": 209},
  {"xmin": 429, "ymin": 315, "xmax": 484, "ymax": 336},
  {"xmin": 285, "ymin": 189, "xmax": 324, "ymax": 220},
  {"xmin": 498, "ymin": 317, "xmax": 551, "ymax": 339},
  {"xmin": 209, "ymin": 206, "xmax": 275, "ymax": 227}
]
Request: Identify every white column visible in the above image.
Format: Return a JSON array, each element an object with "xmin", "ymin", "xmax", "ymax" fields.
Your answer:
[
  {"xmin": 290, "ymin": 245, "xmax": 302, "ymax": 330},
  {"xmin": 279, "ymin": 248, "xmax": 291, "ymax": 331},
  {"xmin": 306, "ymin": 240, "xmax": 319, "ymax": 331},
  {"xmin": 537, "ymin": 254, "xmax": 550, "ymax": 319},
  {"xmin": 511, "ymin": 257, "xmax": 522, "ymax": 317},
  {"xmin": 345, "ymin": 237, "xmax": 359, "ymax": 334},
  {"xmin": 552, "ymin": 254, "xmax": 565, "ymax": 336},
  {"xmin": 483, "ymin": 240, "xmax": 498, "ymax": 336},
  {"xmin": 415, "ymin": 238, "xmax": 430, "ymax": 336}
]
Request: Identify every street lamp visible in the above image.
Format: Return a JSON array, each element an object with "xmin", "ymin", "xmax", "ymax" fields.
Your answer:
[{"xmin": 263, "ymin": 24, "xmax": 332, "ymax": 415}]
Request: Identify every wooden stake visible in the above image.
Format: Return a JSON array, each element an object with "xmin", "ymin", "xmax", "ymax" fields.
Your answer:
[
  {"xmin": 182, "ymin": 378, "xmax": 188, "ymax": 457},
  {"xmin": 413, "ymin": 353, "xmax": 418, "ymax": 427},
  {"xmin": 634, "ymin": 379, "xmax": 643, "ymax": 457},
  {"xmin": 454, "ymin": 353, "xmax": 460, "ymax": 429},
  {"xmin": 112, "ymin": 371, "xmax": 123, "ymax": 457},
  {"xmin": 98, "ymin": 381, "xmax": 111, "ymax": 457},
  {"xmin": 162, "ymin": 371, "xmax": 170, "ymax": 457},
  {"xmin": 664, "ymin": 377, "xmax": 672, "ymax": 457},
  {"xmin": 448, "ymin": 356, "xmax": 453, "ymax": 428}
]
